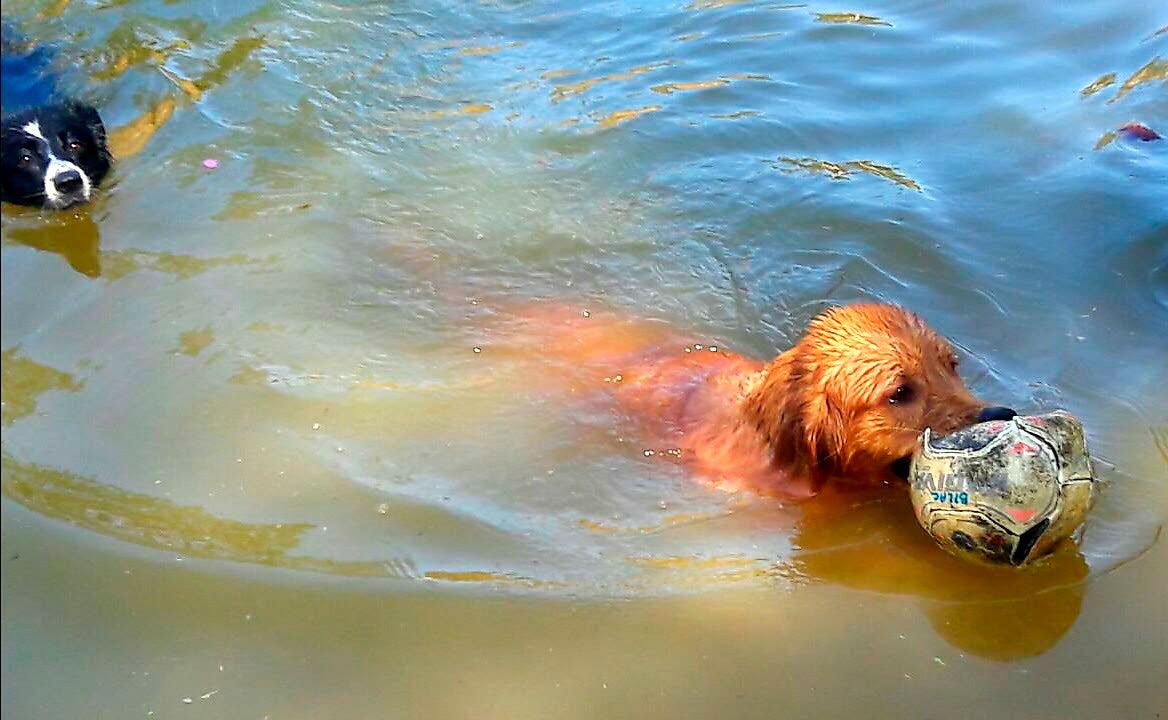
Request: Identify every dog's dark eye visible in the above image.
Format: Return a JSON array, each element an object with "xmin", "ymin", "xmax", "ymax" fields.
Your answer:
[
  {"xmin": 888, "ymin": 383, "xmax": 914, "ymax": 404},
  {"xmin": 66, "ymin": 140, "xmax": 83, "ymax": 152},
  {"xmin": 949, "ymin": 355, "xmax": 960, "ymax": 373},
  {"xmin": 19, "ymin": 152, "xmax": 34, "ymax": 166}
]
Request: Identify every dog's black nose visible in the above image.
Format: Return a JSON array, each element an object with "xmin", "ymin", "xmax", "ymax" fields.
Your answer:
[
  {"xmin": 977, "ymin": 406, "xmax": 1017, "ymax": 423},
  {"xmin": 54, "ymin": 171, "xmax": 84, "ymax": 194}
]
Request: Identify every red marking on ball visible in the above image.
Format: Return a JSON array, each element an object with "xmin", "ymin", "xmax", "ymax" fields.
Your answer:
[
  {"xmin": 1007, "ymin": 508, "xmax": 1039, "ymax": 523},
  {"xmin": 1008, "ymin": 441, "xmax": 1040, "ymax": 456}
]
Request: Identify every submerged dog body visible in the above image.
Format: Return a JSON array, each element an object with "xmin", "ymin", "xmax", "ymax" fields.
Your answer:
[
  {"xmin": 1, "ymin": 103, "xmax": 111, "ymax": 209},
  {"xmin": 515, "ymin": 302, "xmax": 1013, "ymax": 496}
]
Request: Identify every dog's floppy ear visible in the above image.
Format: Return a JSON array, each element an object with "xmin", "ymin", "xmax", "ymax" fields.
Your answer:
[
  {"xmin": 799, "ymin": 387, "xmax": 849, "ymax": 477},
  {"xmin": 742, "ymin": 354, "xmax": 815, "ymax": 479},
  {"xmin": 741, "ymin": 352, "xmax": 847, "ymax": 485},
  {"xmin": 87, "ymin": 107, "xmax": 107, "ymax": 148}
]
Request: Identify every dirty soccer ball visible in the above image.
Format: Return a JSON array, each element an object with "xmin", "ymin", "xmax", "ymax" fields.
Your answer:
[{"xmin": 908, "ymin": 411, "xmax": 1097, "ymax": 566}]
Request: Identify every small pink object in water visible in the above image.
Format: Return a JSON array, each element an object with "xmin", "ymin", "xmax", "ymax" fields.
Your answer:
[
  {"xmin": 202, "ymin": 158, "xmax": 220, "ymax": 169},
  {"xmin": 1118, "ymin": 123, "xmax": 1161, "ymax": 141}
]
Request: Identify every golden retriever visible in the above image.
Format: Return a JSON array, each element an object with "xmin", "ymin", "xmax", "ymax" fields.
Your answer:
[{"xmin": 504, "ymin": 302, "xmax": 1015, "ymax": 497}]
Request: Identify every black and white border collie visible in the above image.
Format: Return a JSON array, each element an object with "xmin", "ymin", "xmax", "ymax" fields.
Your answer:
[{"xmin": 1, "ymin": 103, "xmax": 112, "ymax": 210}]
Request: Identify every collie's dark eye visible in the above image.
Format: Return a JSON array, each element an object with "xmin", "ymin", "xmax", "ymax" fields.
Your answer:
[
  {"xmin": 19, "ymin": 152, "xmax": 34, "ymax": 166},
  {"xmin": 949, "ymin": 355, "xmax": 960, "ymax": 373},
  {"xmin": 66, "ymin": 140, "xmax": 83, "ymax": 152},
  {"xmin": 888, "ymin": 383, "xmax": 914, "ymax": 405}
]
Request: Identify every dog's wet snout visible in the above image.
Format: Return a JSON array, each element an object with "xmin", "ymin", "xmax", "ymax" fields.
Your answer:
[
  {"xmin": 53, "ymin": 170, "xmax": 84, "ymax": 194},
  {"xmin": 976, "ymin": 406, "xmax": 1017, "ymax": 423}
]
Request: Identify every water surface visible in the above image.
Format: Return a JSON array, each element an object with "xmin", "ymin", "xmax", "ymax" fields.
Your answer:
[{"xmin": 2, "ymin": 0, "xmax": 1166, "ymax": 718}]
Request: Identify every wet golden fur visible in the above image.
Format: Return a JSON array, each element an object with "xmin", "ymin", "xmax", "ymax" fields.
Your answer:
[
  {"xmin": 733, "ymin": 303, "xmax": 985, "ymax": 493},
  {"xmin": 510, "ymin": 302, "xmax": 988, "ymax": 497}
]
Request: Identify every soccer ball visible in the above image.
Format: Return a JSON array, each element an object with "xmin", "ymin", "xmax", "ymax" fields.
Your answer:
[{"xmin": 908, "ymin": 411, "xmax": 1096, "ymax": 566}]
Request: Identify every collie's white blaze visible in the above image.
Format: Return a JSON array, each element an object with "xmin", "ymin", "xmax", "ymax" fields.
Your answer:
[{"xmin": 21, "ymin": 121, "xmax": 47, "ymax": 141}]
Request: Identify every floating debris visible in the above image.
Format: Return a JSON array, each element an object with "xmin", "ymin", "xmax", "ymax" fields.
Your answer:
[{"xmin": 1118, "ymin": 122, "xmax": 1161, "ymax": 141}]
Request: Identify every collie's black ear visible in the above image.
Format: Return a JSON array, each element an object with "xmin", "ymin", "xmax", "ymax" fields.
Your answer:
[{"xmin": 64, "ymin": 103, "xmax": 107, "ymax": 147}]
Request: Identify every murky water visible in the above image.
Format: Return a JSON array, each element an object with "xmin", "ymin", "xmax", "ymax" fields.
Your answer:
[{"xmin": 3, "ymin": 0, "xmax": 1166, "ymax": 717}]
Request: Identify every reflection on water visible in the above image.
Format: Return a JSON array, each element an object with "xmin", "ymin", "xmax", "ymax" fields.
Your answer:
[
  {"xmin": 173, "ymin": 327, "xmax": 215, "ymax": 357},
  {"xmin": 2, "ymin": 210, "xmax": 102, "ymax": 277},
  {"xmin": 596, "ymin": 105, "xmax": 664, "ymax": 129},
  {"xmin": 1, "ymin": 209, "xmax": 269, "ymax": 279},
  {"xmin": 551, "ymin": 63, "xmax": 673, "ymax": 101},
  {"xmin": 1, "ymin": 348, "xmax": 83, "ymax": 425},
  {"xmin": 1110, "ymin": 57, "xmax": 1167, "ymax": 104},
  {"xmin": 106, "ymin": 97, "xmax": 175, "ymax": 158},
  {"xmin": 1, "ymin": 453, "xmax": 561, "ymax": 589},
  {"xmin": 792, "ymin": 487, "xmax": 1088, "ymax": 660},
  {"xmin": 3, "ymin": 455, "xmax": 315, "ymax": 567},
  {"xmin": 1081, "ymin": 72, "xmax": 1117, "ymax": 98},
  {"xmin": 812, "ymin": 12, "xmax": 892, "ymax": 27},
  {"xmin": 775, "ymin": 157, "xmax": 923, "ymax": 191},
  {"xmin": 0, "ymin": 437, "xmax": 1090, "ymax": 662},
  {"xmin": 2, "ymin": 0, "xmax": 1166, "ymax": 716}
]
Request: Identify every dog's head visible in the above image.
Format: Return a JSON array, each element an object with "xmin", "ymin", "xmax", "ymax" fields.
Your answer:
[
  {"xmin": 744, "ymin": 303, "xmax": 1013, "ymax": 486},
  {"xmin": 1, "ymin": 103, "xmax": 110, "ymax": 209}
]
